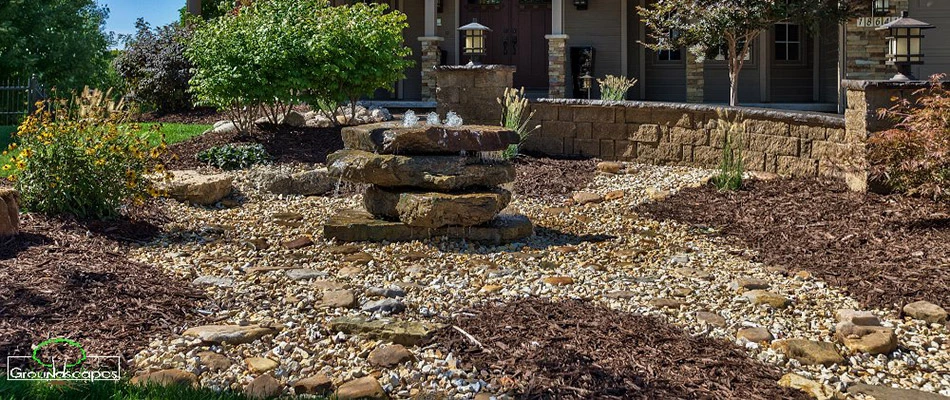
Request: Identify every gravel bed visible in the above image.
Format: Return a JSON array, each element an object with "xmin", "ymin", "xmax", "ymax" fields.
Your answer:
[{"xmin": 129, "ymin": 164, "xmax": 950, "ymax": 399}]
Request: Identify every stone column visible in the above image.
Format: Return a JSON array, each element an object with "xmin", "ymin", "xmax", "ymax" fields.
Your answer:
[
  {"xmin": 843, "ymin": 0, "xmax": 909, "ymax": 80},
  {"xmin": 419, "ymin": 37, "xmax": 444, "ymax": 102},
  {"xmin": 546, "ymin": 35, "xmax": 569, "ymax": 99},
  {"xmin": 685, "ymin": 52, "xmax": 704, "ymax": 103}
]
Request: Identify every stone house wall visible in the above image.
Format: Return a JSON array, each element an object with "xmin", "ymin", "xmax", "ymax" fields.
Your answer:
[{"xmin": 522, "ymin": 99, "xmax": 856, "ymax": 179}]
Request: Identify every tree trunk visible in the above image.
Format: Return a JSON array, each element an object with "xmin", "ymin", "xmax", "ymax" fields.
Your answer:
[{"xmin": 727, "ymin": 37, "xmax": 740, "ymax": 107}]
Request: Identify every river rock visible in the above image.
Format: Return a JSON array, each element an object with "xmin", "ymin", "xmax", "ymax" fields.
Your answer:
[
  {"xmin": 743, "ymin": 290, "xmax": 791, "ymax": 309},
  {"xmin": 596, "ymin": 161, "xmax": 623, "ymax": 174},
  {"xmin": 361, "ymin": 298, "xmax": 406, "ymax": 314},
  {"xmin": 364, "ymin": 186, "xmax": 511, "ymax": 228},
  {"xmin": 246, "ymin": 374, "xmax": 282, "ymax": 399},
  {"xmin": 771, "ymin": 339, "xmax": 844, "ymax": 366},
  {"xmin": 903, "ymin": 301, "xmax": 948, "ymax": 324},
  {"xmin": 342, "ymin": 122, "xmax": 519, "ymax": 154},
  {"xmin": 336, "ymin": 376, "xmax": 387, "ymax": 400},
  {"xmin": 0, "ymin": 188, "xmax": 19, "ymax": 236},
  {"xmin": 158, "ymin": 170, "xmax": 233, "ymax": 205},
  {"xmin": 198, "ymin": 351, "xmax": 233, "ymax": 372},
  {"xmin": 320, "ymin": 290, "xmax": 357, "ymax": 308},
  {"xmin": 737, "ymin": 327, "xmax": 774, "ymax": 343},
  {"xmin": 328, "ymin": 316, "xmax": 444, "ymax": 346},
  {"xmin": 778, "ymin": 373, "xmax": 841, "ymax": 400},
  {"xmin": 182, "ymin": 325, "xmax": 276, "ymax": 345},
  {"xmin": 835, "ymin": 322, "xmax": 898, "ymax": 355},
  {"xmin": 292, "ymin": 374, "xmax": 334, "ymax": 396},
  {"xmin": 249, "ymin": 167, "xmax": 336, "ymax": 196},
  {"xmin": 835, "ymin": 309, "xmax": 881, "ymax": 326},
  {"xmin": 368, "ymin": 344, "xmax": 412, "ymax": 368},
  {"xmin": 245, "ymin": 357, "xmax": 279, "ymax": 373},
  {"xmin": 572, "ymin": 191, "xmax": 603, "ymax": 205},
  {"xmin": 327, "ymin": 150, "xmax": 514, "ymax": 191},
  {"xmin": 696, "ymin": 311, "xmax": 727, "ymax": 327},
  {"xmin": 324, "ymin": 209, "xmax": 533, "ymax": 245},
  {"xmin": 847, "ymin": 383, "xmax": 948, "ymax": 400},
  {"xmin": 129, "ymin": 369, "xmax": 197, "ymax": 387}
]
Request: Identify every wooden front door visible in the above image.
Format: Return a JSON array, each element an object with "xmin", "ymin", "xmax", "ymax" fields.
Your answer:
[{"xmin": 460, "ymin": 0, "xmax": 551, "ymax": 90}]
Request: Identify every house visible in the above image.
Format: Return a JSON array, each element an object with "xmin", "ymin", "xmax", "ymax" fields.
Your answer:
[{"xmin": 187, "ymin": 0, "xmax": 950, "ymax": 113}]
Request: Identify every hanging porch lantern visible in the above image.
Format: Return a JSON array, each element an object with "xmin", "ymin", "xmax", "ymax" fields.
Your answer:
[
  {"xmin": 876, "ymin": 11, "xmax": 935, "ymax": 81},
  {"xmin": 459, "ymin": 19, "xmax": 491, "ymax": 65}
]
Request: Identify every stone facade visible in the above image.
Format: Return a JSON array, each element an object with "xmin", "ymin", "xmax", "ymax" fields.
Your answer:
[
  {"xmin": 844, "ymin": 0, "xmax": 909, "ymax": 80},
  {"xmin": 418, "ymin": 37, "xmax": 443, "ymax": 102},
  {"xmin": 685, "ymin": 52, "xmax": 704, "ymax": 103},
  {"xmin": 545, "ymin": 35, "xmax": 569, "ymax": 99},
  {"xmin": 435, "ymin": 65, "xmax": 514, "ymax": 125},
  {"xmin": 522, "ymin": 99, "xmax": 858, "ymax": 179}
]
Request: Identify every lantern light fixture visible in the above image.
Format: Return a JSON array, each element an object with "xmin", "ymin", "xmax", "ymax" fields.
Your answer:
[
  {"xmin": 876, "ymin": 11, "xmax": 935, "ymax": 81},
  {"xmin": 459, "ymin": 19, "xmax": 491, "ymax": 65},
  {"xmin": 580, "ymin": 73, "xmax": 594, "ymax": 100}
]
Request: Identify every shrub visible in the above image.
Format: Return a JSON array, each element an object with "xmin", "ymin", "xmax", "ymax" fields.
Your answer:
[
  {"xmin": 197, "ymin": 143, "xmax": 270, "ymax": 170},
  {"xmin": 497, "ymin": 87, "xmax": 539, "ymax": 159},
  {"xmin": 711, "ymin": 110, "xmax": 745, "ymax": 191},
  {"xmin": 114, "ymin": 19, "xmax": 194, "ymax": 113},
  {"xmin": 868, "ymin": 74, "xmax": 950, "ymax": 201},
  {"xmin": 598, "ymin": 75, "xmax": 638, "ymax": 101},
  {"xmin": 3, "ymin": 92, "xmax": 166, "ymax": 219},
  {"xmin": 186, "ymin": 0, "xmax": 412, "ymax": 131}
]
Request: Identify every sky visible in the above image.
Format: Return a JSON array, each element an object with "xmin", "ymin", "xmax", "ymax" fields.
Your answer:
[{"xmin": 98, "ymin": 0, "xmax": 185, "ymax": 39}]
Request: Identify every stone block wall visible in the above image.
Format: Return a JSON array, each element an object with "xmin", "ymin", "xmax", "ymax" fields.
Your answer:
[
  {"xmin": 523, "ymin": 99, "xmax": 856, "ymax": 179},
  {"xmin": 435, "ymin": 65, "xmax": 515, "ymax": 125}
]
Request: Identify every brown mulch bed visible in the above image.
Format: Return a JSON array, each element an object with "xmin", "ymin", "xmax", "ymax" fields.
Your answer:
[
  {"xmin": 0, "ymin": 208, "xmax": 207, "ymax": 368},
  {"xmin": 164, "ymin": 124, "xmax": 346, "ymax": 170},
  {"xmin": 137, "ymin": 107, "xmax": 224, "ymax": 125},
  {"xmin": 432, "ymin": 298, "xmax": 806, "ymax": 400},
  {"xmin": 513, "ymin": 155, "xmax": 599, "ymax": 199},
  {"xmin": 637, "ymin": 178, "xmax": 950, "ymax": 312}
]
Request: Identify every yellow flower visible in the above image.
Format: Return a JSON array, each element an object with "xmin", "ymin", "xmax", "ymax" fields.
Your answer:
[{"xmin": 1, "ymin": 165, "xmax": 9, "ymax": 171}]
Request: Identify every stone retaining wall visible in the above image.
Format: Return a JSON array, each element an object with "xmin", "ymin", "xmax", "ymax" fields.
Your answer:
[{"xmin": 522, "ymin": 99, "xmax": 855, "ymax": 179}]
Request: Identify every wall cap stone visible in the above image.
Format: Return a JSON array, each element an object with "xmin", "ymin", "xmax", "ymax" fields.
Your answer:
[
  {"xmin": 435, "ymin": 64, "xmax": 517, "ymax": 72},
  {"xmin": 534, "ymin": 98, "xmax": 845, "ymax": 127},
  {"xmin": 842, "ymin": 79, "xmax": 949, "ymax": 90},
  {"xmin": 417, "ymin": 36, "xmax": 445, "ymax": 42},
  {"xmin": 545, "ymin": 34, "xmax": 570, "ymax": 40}
]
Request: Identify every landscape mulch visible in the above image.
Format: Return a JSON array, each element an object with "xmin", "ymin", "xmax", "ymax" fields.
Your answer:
[
  {"xmin": 432, "ymin": 298, "xmax": 806, "ymax": 400},
  {"xmin": 513, "ymin": 155, "xmax": 599, "ymax": 199},
  {"xmin": 137, "ymin": 107, "xmax": 224, "ymax": 125},
  {"xmin": 0, "ymin": 207, "xmax": 207, "ymax": 368},
  {"xmin": 637, "ymin": 178, "xmax": 950, "ymax": 312}
]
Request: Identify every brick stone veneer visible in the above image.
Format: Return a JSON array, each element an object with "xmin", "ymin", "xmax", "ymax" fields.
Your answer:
[
  {"xmin": 435, "ymin": 65, "xmax": 515, "ymax": 125},
  {"xmin": 419, "ymin": 37, "xmax": 443, "ymax": 102},
  {"xmin": 522, "ymin": 99, "xmax": 857, "ymax": 179},
  {"xmin": 685, "ymin": 52, "xmax": 704, "ymax": 103},
  {"xmin": 545, "ymin": 35, "xmax": 569, "ymax": 99}
]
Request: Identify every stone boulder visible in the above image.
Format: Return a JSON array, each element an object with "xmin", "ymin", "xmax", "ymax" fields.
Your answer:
[
  {"xmin": 771, "ymin": 339, "xmax": 844, "ymax": 366},
  {"xmin": 182, "ymin": 324, "xmax": 276, "ymax": 345},
  {"xmin": 328, "ymin": 316, "xmax": 444, "ymax": 346},
  {"xmin": 835, "ymin": 322, "xmax": 898, "ymax": 355},
  {"xmin": 249, "ymin": 167, "xmax": 336, "ymax": 196},
  {"xmin": 368, "ymin": 344, "xmax": 413, "ymax": 368},
  {"xmin": 130, "ymin": 369, "xmax": 197, "ymax": 387},
  {"xmin": 342, "ymin": 122, "xmax": 519, "ymax": 154},
  {"xmin": 246, "ymin": 374, "xmax": 282, "ymax": 399},
  {"xmin": 903, "ymin": 300, "xmax": 948, "ymax": 324},
  {"xmin": 158, "ymin": 170, "xmax": 233, "ymax": 205},
  {"xmin": 293, "ymin": 374, "xmax": 334, "ymax": 396},
  {"xmin": 364, "ymin": 186, "xmax": 511, "ymax": 228},
  {"xmin": 327, "ymin": 150, "xmax": 515, "ymax": 191},
  {"xmin": 324, "ymin": 209, "xmax": 533, "ymax": 245},
  {"xmin": 282, "ymin": 110, "xmax": 307, "ymax": 127},
  {"xmin": 212, "ymin": 120, "xmax": 238, "ymax": 134},
  {"xmin": 336, "ymin": 376, "xmax": 387, "ymax": 400},
  {"xmin": 778, "ymin": 373, "xmax": 841, "ymax": 400},
  {"xmin": 0, "ymin": 188, "xmax": 20, "ymax": 236},
  {"xmin": 847, "ymin": 383, "xmax": 948, "ymax": 400}
]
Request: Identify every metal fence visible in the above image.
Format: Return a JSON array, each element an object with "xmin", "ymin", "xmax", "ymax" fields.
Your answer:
[{"xmin": 0, "ymin": 75, "xmax": 44, "ymax": 126}]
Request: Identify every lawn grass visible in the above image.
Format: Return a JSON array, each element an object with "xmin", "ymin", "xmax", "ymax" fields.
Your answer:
[
  {"xmin": 0, "ymin": 123, "xmax": 210, "ymax": 178},
  {"xmin": 0, "ymin": 378, "xmax": 255, "ymax": 400}
]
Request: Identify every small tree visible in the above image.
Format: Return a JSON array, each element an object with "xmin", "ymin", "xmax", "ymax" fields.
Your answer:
[
  {"xmin": 114, "ymin": 19, "xmax": 194, "ymax": 113},
  {"xmin": 637, "ymin": 0, "xmax": 860, "ymax": 106}
]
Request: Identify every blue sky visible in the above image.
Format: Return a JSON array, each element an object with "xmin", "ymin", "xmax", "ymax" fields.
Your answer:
[{"xmin": 98, "ymin": 0, "xmax": 185, "ymax": 38}]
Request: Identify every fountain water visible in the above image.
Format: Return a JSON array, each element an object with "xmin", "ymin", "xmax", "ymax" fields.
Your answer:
[
  {"xmin": 426, "ymin": 112, "xmax": 441, "ymax": 126},
  {"xmin": 444, "ymin": 111, "xmax": 463, "ymax": 127},
  {"xmin": 402, "ymin": 110, "xmax": 419, "ymax": 127}
]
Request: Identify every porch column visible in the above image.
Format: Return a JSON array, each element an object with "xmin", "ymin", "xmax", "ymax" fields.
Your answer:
[
  {"xmin": 546, "ymin": 0, "xmax": 568, "ymax": 98},
  {"xmin": 419, "ymin": 0, "xmax": 442, "ymax": 101},
  {"xmin": 685, "ymin": 52, "xmax": 704, "ymax": 103}
]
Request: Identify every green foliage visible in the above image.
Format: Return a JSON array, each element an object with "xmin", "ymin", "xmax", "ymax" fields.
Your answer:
[
  {"xmin": 637, "ymin": 0, "xmax": 860, "ymax": 106},
  {"xmin": 868, "ymin": 74, "xmax": 950, "ymax": 201},
  {"xmin": 497, "ymin": 87, "xmax": 539, "ymax": 159},
  {"xmin": 185, "ymin": 0, "xmax": 412, "ymax": 131},
  {"xmin": 197, "ymin": 143, "xmax": 270, "ymax": 170},
  {"xmin": 3, "ymin": 91, "xmax": 166, "ymax": 219},
  {"xmin": 114, "ymin": 20, "xmax": 194, "ymax": 113},
  {"xmin": 712, "ymin": 110, "xmax": 745, "ymax": 191},
  {"xmin": 0, "ymin": 0, "xmax": 115, "ymax": 91},
  {"xmin": 598, "ymin": 75, "xmax": 638, "ymax": 102},
  {"xmin": 0, "ymin": 377, "xmax": 257, "ymax": 400}
]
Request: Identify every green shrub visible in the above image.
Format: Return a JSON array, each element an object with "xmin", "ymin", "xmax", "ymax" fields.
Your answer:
[
  {"xmin": 3, "ymin": 91, "xmax": 166, "ymax": 219},
  {"xmin": 185, "ymin": 0, "xmax": 412, "ymax": 130},
  {"xmin": 113, "ymin": 20, "xmax": 194, "ymax": 113},
  {"xmin": 598, "ymin": 75, "xmax": 638, "ymax": 101},
  {"xmin": 868, "ymin": 74, "xmax": 950, "ymax": 201},
  {"xmin": 711, "ymin": 110, "xmax": 745, "ymax": 191},
  {"xmin": 497, "ymin": 87, "xmax": 539, "ymax": 159},
  {"xmin": 197, "ymin": 143, "xmax": 270, "ymax": 170}
]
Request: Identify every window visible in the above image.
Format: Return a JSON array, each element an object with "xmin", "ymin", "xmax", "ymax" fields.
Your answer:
[
  {"xmin": 774, "ymin": 23, "xmax": 801, "ymax": 61},
  {"xmin": 657, "ymin": 49, "xmax": 682, "ymax": 61}
]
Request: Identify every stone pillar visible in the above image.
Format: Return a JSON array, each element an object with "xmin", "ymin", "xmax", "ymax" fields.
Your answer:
[
  {"xmin": 844, "ymin": 0, "xmax": 909, "ymax": 80},
  {"xmin": 0, "ymin": 188, "xmax": 20, "ymax": 237},
  {"xmin": 545, "ymin": 35, "xmax": 569, "ymax": 99},
  {"xmin": 435, "ymin": 65, "xmax": 515, "ymax": 125},
  {"xmin": 418, "ymin": 37, "xmax": 443, "ymax": 102},
  {"xmin": 685, "ymin": 52, "xmax": 704, "ymax": 103}
]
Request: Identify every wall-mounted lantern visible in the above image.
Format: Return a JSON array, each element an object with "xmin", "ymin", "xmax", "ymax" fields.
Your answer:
[
  {"xmin": 876, "ymin": 11, "xmax": 935, "ymax": 81},
  {"xmin": 580, "ymin": 73, "xmax": 594, "ymax": 99},
  {"xmin": 459, "ymin": 19, "xmax": 491, "ymax": 65},
  {"xmin": 872, "ymin": 0, "xmax": 889, "ymax": 16},
  {"xmin": 573, "ymin": 0, "xmax": 589, "ymax": 11}
]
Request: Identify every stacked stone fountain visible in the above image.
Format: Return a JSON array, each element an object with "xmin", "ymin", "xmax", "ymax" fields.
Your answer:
[{"xmin": 323, "ymin": 114, "xmax": 533, "ymax": 245}]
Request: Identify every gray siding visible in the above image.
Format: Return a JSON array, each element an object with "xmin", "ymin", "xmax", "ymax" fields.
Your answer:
[
  {"xmin": 400, "ymin": 0, "xmax": 424, "ymax": 100},
  {"xmin": 818, "ymin": 22, "xmax": 840, "ymax": 104},
  {"xmin": 769, "ymin": 27, "xmax": 815, "ymax": 103},
  {"xmin": 911, "ymin": 0, "xmax": 950, "ymax": 79},
  {"xmin": 703, "ymin": 62, "xmax": 760, "ymax": 104},
  {"xmin": 565, "ymin": 0, "xmax": 624, "ymax": 98}
]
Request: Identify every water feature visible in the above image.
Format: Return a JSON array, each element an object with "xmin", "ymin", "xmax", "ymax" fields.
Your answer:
[
  {"xmin": 444, "ymin": 111, "xmax": 463, "ymax": 127},
  {"xmin": 403, "ymin": 110, "xmax": 419, "ymax": 127},
  {"xmin": 426, "ymin": 112, "xmax": 441, "ymax": 126}
]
